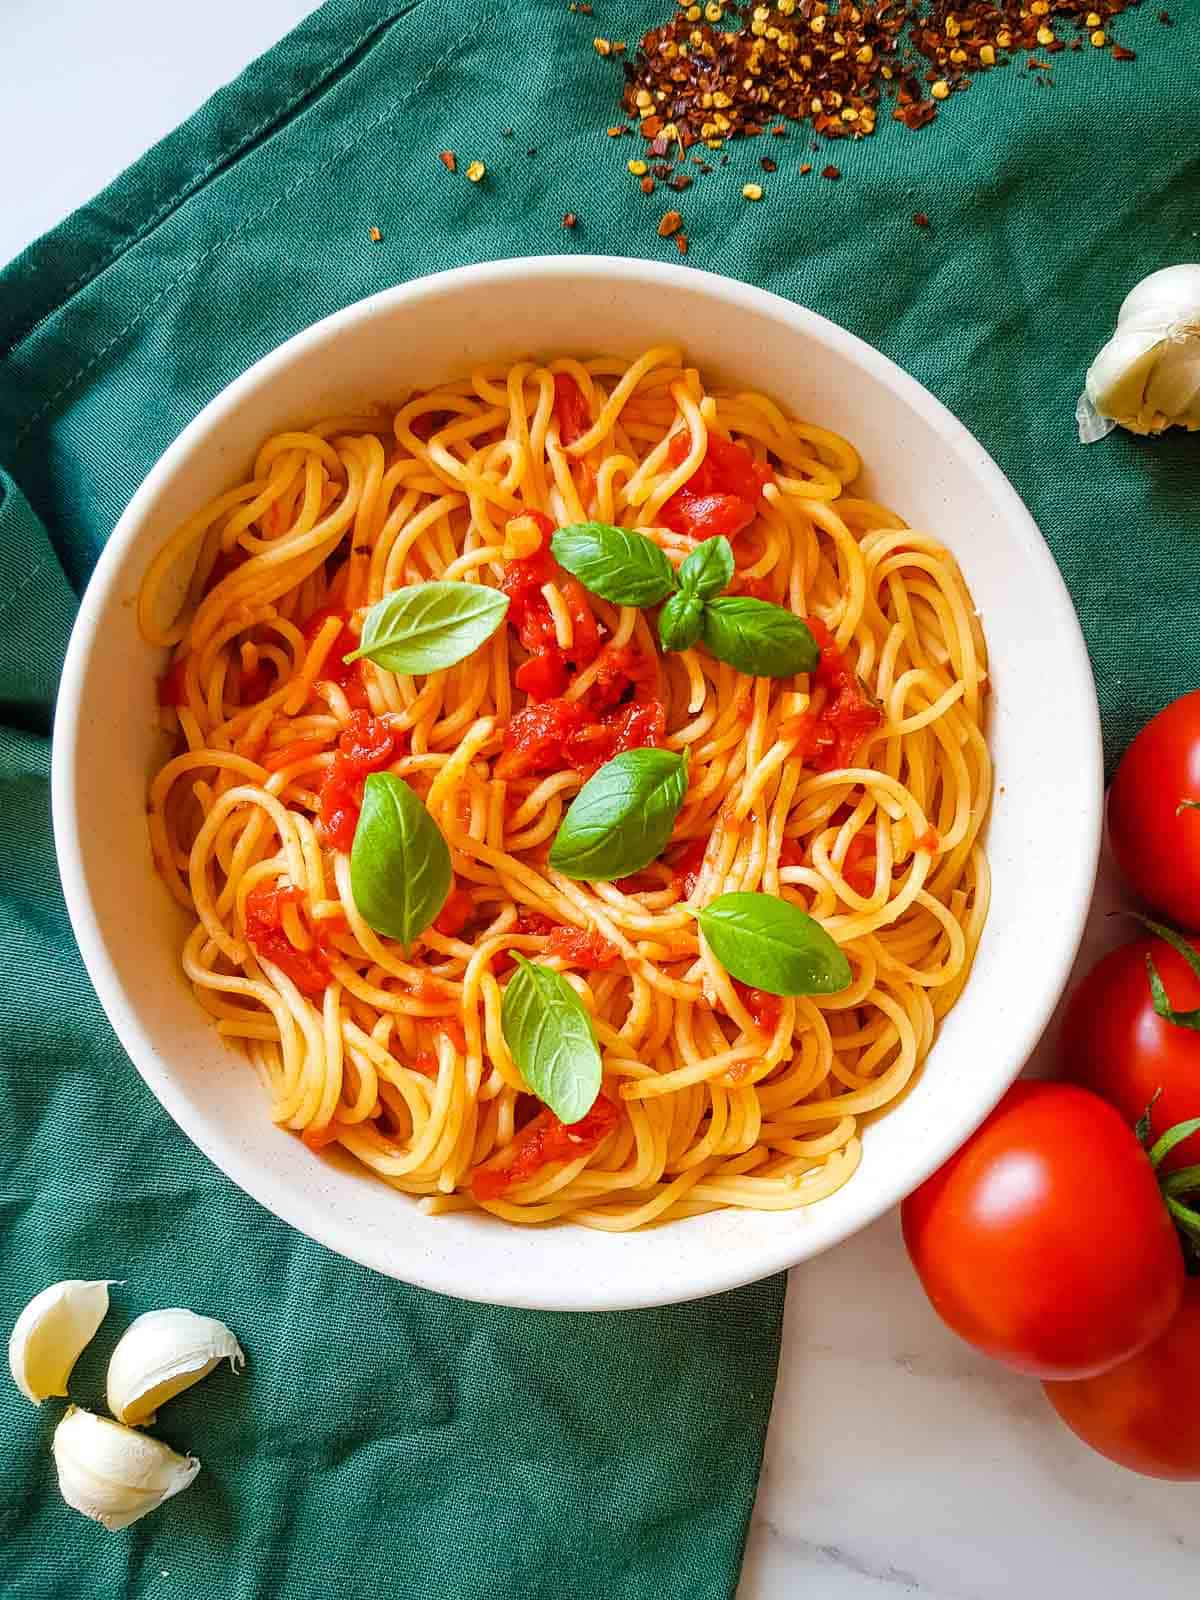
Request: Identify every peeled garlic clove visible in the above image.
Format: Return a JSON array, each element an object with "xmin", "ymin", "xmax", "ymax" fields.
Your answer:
[
  {"xmin": 8, "ymin": 1279, "xmax": 116, "ymax": 1404},
  {"xmin": 106, "ymin": 1308, "xmax": 244, "ymax": 1426},
  {"xmin": 52, "ymin": 1407, "xmax": 199, "ymax": 1531}
]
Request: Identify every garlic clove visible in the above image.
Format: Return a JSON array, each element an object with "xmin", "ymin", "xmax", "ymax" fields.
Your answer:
[
  {"xmin": 8, "ymin": 1279, "xmax": 116, "ymax": 1404},
  {"xmin": 52, "ymin": 1407, "xmax": 199, "ymax": 1531},
  {"xmin": 1080, "ymin": 263, "xmax": 1200, "ymax": 441},
  {"xmin": 106, "ymin": 1308, "xmax": 244, "ymax": 1426}
]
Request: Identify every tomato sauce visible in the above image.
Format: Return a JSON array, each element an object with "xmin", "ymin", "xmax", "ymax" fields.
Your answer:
[
  {"xmin": 157, "ymin": 656, "xmax": 189, "ymax": 707},
  {"xmin": 500, "ymin": 511, "xmax": 601, "ymax": 702},
  {"xmin": 669, "ymin": 837, "xmax": 709, "ymax": 899},
  {"xmin": 469, "ymin": 1093, "xmax": 620, "ymax": 1201},
  {"xmin": 546, "ymin": 925, "xmax": 620, "ymax": 969},
  {"xmin": 781, "ymin": 618, "xmax": 882, "ymax": 773},
  {"xmin": 316, "ymin": 710, "xmax": 399, "ymax": 852},
  {"xmin": 659, "ymin": 431, "xmax": 773, "ymax": 542},
  {"xmin": 244, "ymin": 883, "xmax": 331, "ymax": 998},
  {"xmin": 731, "ymin": 981, "xmax": 783, "ymax": 1033},
  {"xmin": 553, "ymin": 374, "xmax": 591, "ymax": 446},
  {"xmin": 433, "ymin": 885, "xmax": 475, "ymax": 937},
  {"xmin": 301, "ymin": 606, "xmax": 369, "ymax": 708},
  {"xmin": 496, "ymin": 693, "xmax": 666, "ymax": 781}
]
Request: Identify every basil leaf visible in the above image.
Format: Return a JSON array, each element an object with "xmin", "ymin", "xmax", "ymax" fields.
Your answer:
[
  {"xmin": 659, "ymin": 591, "xmax": 705, "ymax": 653},
  {"xmin": 549, "ymin": 747, "xmax": 688, "ymax": 881},
  {"xmin": 551, "ymin": 522, "xmax": 679, "ymax": 606},
  {"xmin": 694, "ymin": 891, "xmax": 851, "ymax": 997},
  {"xmin": 501, "ymin": 955, "xmax": 603, "ymax": 1123},
  {"xmin": 349, "ymin": 772, "xmax": 452, "ymax": 949},
  {"xmin": 346, "ymin": 582, "xmax": 508, "ymax": 674},
  {"xmin": 701, "ymin": 597, "xmax": 819, "ymax": 678},
  {"xmin": 678, "ymin": 536, "xmax": 734, "ymax": 600}
]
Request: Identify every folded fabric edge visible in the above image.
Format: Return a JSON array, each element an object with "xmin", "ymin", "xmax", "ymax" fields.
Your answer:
[{"xmin": 0, "ymin": 0, "xmax": 415, "ymax": 361}]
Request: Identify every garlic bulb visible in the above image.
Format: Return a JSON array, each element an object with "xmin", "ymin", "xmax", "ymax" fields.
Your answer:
[
  {"xmin": 106, "ymin": 1308, "xmax": 244, "ymax": 1426},
  {"xmin": 8, "ymin": 1279, "xmax": 115, "ymax": 1404},
  {"xmin": 52, "ymin": 1407, "xmax": 199, "ymax": 1530},
  {"xmin": 1078, "ymin": 264, "xmax": 1200, "ymax": 442}
]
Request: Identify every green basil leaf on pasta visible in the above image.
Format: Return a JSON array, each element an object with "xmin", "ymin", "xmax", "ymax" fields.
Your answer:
[
  {"xmin": 658, "ymin": 591, "xmax": 705, "ymax": 654},
  {"xmin": 346, "ymin": 581, "xmax": 509, "ymax": 674},
  {"xmin": 550, "ymin": 523, "xmax": 679, "ymax": 607},
  {"xmin": 678, "ymin": 535, "xmax": 734, "ymax": 601},
  {"xmin": 501, "ymin": 956, "xmax": 603, "ymax": 1124},
  {"xmin": 549, "ymin": 748, "xmax": 689, "ymax": 881},
  {"xmin": 694, "ymin": 892, "xmax": 852, "ymax": 997},
  {"xmin": 350, "ymin": 772, "xmax": 452, "ymax": 949},
  {"xmin": 701, "ymin": 597, "xmax": 820, "ymax": 678}
]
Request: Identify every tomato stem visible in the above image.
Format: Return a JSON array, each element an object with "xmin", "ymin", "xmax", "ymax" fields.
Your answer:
[
  {"xmin": 1148, "ymin": 1116, "xmax": 1200, "ymax": 1171},
  {"xmin": 1134, "ymin": 915, "xmax": 1200, "ymax": 1032}
]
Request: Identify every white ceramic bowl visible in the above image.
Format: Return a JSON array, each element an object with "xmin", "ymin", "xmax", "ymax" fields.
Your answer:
[{"xmin": 52, "ymin": 258, "xmax": 1102, "ymax": 1311}]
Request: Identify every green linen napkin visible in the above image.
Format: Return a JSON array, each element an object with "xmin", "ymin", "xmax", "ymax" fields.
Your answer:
[{"xmin": 1, "ymin": 0, "xmax": 1198, "ymax": 1594}]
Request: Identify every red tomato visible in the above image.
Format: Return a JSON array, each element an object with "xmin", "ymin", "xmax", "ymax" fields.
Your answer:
[
  {"xmin": 781, "ymin": 617, "xmax": 882, "ymax": 773},
  {"xmin": 1061, "ymin": 934, "xmax": 1200, "ymax": 1173},
  {"xmin": 1044, "ymin": 1279, "xmax": 1200, "ymax": 1480},
  {"xmin": 546, "ymin": 925, "xmax": 620, "ymax": 970},
  {"xmin": 658, "ymin": 430, "xmax": 773, "ymax": 541},
  {"xmin": 244, "ymin": 884, "xmax": 331, "ymax": 998},
  {"xmin": 1108, "ymin": 689, "xmax": 1200, "ymax": 929},
  {"xmin": 901, "ymin": 1082, "xmax": 1183, "ymax": 1379},
  {"xmin": 316, "ymin": 711, "xmax": 397, "ymax": 852}
]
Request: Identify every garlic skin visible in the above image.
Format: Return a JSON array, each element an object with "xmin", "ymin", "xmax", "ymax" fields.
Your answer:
[
  {"xmin": 1079, "ymin": 264, "xmax": 1200, "ymax": 442},
  {"xmin": 52, "ymin": 1407, "xmax": 200, "ymax": 1531},
  {"xmin": 106, "ymin": 1308, "xmax": 244, "ymax": 1426},
  {"xmin": 8, "ymin": 1280, "xmax": 115, "ymax": 1405}
]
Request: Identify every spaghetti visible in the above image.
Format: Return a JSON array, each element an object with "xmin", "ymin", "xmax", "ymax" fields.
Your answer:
[{"xmin": 139, "ymin": 346, "xmax": 991, "ymax": 1231}]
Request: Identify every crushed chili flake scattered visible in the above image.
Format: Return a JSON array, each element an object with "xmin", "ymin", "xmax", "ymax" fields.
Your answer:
[
  {"xmin": 799, "ymin": 161, "xmax": 813, "ymax": 173},
  {"xmin": 675, "ymin": 232, "xmax": 690, "ymax": 254},
  {"xmin": 608, "ymin": 124, "xmax": 630, "ymax": 136},
  {"xmin": 602, "ymin": 0, "xmax": 1148, "ymax": 212},
  {"xmin": 368, "ymin": 226, "xmax": 382, "ymax": 242},
  {"xmin": 657, "ymin": 208, "xmax": 684, "ymax": 236},
  {"xmin": 562, "ymin": 211, "xmax": 578, "ymax": 227},
  {"xmin": 913, "ymin": 210, "xmax": 930, "ymax": 227},
  {"xmin": 640, "ymin": 174, "xmax": 656, "ymax": 192},
  {"xmin": 668, "ymin": 173, "xmax": 693, "ymax": 190},
  {"xmin": 1159, "ymin": 10, "xmax": 1172, "ymax": 22},
  {"xmin": 821, "ymin": 163, "xmax": 841, "ymax": 179},
  {"xmin": 760, "ymin": 156, "xmax": 778, "ymax": 172},
  {"xmin": 579, "ymin": 1, "xmax": 592, "ymax": 10},
  {"xmin": 593, "ymin": 35, "xmax": 612, "ymax": 54},
  {"xmin": 438, "ymin": 150, "xmax": 457, "ymax": 172}
]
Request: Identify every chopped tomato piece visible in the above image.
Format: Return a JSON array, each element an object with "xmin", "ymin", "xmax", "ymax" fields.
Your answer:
[
  {"xmin": 583, "ymin": 646, "xmax": 657, "ymax": 716},
  {"xmin": 433, "ymin": 886, "xmax": 475, "ymax": 937},
  {"xmin": 778, "ymin": 838, "xmax": 806, "ymax": 869},
  {"xmin": 317, "ymin": 710, "xmax": 399, "ymax": 852},
  {"xmin": 469, "ymin": 1093, "xmax": 620, "ymax": 1201},
  {"xmin": 547, "ymin": 926, "xmax": 620, "ymax": 969},
  {"xmin": 659, "ymin": 430, "xmax": 773, "ymax": 541},
  {"xmin": 553, "ymin": 373, "xmax": 591, "ymax": 447},
  {"xmin": 732, "ymin": 573, "xmax": 774, "ymax": 602},
  {"xmin": 496, "ymin": 695, "xmax": 666, "ymax": 781},
  {"xmin": 669, "ymin": 837, "xmax": 709, "ymax": 899},
  {"xmin": 500, "ymin": 511, "xmax": 601, "ymax": 702},
  {"xmin": 783, "ymin": 618, "xmax": 882, "ymax": 773},
  {"xmin": 517, "ymin": 911, "xmax": 557, "ymax": 935},
  {"xmin": 244, "ymin": 883, "xmax": 331, "ymax": 998},
  {"xmin": 157, "ymin": 656, "xmax": 189, "ymax": 707}
]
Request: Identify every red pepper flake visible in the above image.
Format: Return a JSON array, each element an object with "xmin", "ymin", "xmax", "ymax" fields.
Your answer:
[
  {"xmin": 640, "ymin": 175, "xmax": 655, "ymax": 193},
  {"xmin": 913, "ymin": 211, "xmax": 930, "ymax": 228},
  {"xmin": 1112, "ymin": 43, "xmax": 1137, "ymax": 59},
  {"xmin": 439, "ymin": 150, "xmax": 457, "ymax": 172},
  {"xmin": 770, "ymin": 124, "xmax": 787, "ymax": 136},
  {"xmin": 760, "ymin": 157, "xmax": 777, "ymax": 172},
  {"xmin": 1159, "ymin": 9, "xmax": 1172, "ymax": 21},
  {"xmin": 607, "ymin": 124, "xmax": 629, "ymax": 136},
  {"xmin": 799, "ymin": 162, "xmax": 813, "ymax": 174},
  {"xmin": 675, "ymin": 232, "xmax": 689, "ymax": 255},
  {"xmin": 562, "ymin": 211, "xmax": 578, "ymax": 228},
  {"xmin": 657, "ymin": 209, "xmax": 683, "ymax": 237},
  {"xmin": 667, "ymin": 174, "xmax": 693, "ymax": 191},
  {"xmin": 579, "ymin": 1, "xmax": 592, "ymax": 10},
  {"xmin": 821, "ymin": 164, "xmax": 841, "ymax": 180},
  {"xmin": 368, "ymin": 226, "xmax": 382, "ymax": 242}
]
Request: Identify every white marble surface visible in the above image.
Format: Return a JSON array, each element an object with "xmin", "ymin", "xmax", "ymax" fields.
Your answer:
[{"xmin": 4, "ymin": 7, "xmax": 1196, "ymax": 1596}]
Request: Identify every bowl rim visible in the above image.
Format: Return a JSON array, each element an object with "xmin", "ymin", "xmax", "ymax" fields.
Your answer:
[{"xmin": 51, "ymin": 256, "xmax": 1103, "ymax": 1308}]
